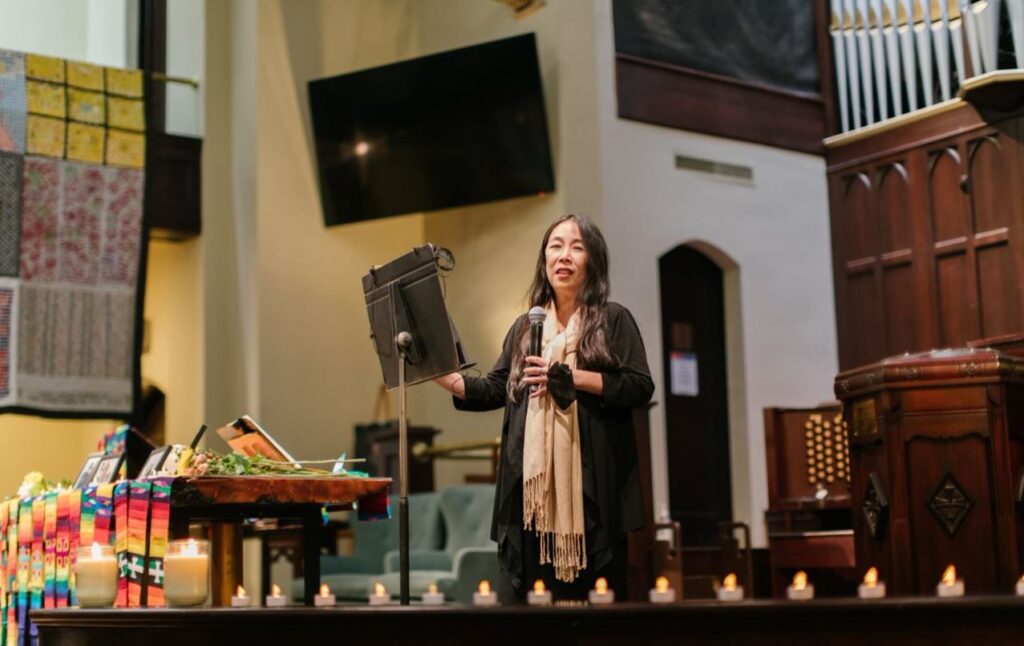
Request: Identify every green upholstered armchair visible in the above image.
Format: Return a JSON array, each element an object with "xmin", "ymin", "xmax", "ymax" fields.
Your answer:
[
  {"xmin": 379, "ymin": 484, "xmax": 498, "ymax": 603},
  {"xmin": 292, "ymin": 491, "xmax": 444, "ymax": 601}
]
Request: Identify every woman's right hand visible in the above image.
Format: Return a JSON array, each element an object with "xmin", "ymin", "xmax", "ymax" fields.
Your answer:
[{"xmin": 434, "ymin": 372, "xmax": 467, "ymax": 399}]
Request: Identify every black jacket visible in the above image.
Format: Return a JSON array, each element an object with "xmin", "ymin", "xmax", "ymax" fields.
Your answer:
[{"xmin": 454, "ymin": 302, "xmax": 655, "ymax": 590}]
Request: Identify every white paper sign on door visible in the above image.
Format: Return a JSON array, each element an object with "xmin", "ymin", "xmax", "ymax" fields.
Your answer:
[{"xmin": 670, "ymin": 351, "xmax": 699, "ymax": 397}]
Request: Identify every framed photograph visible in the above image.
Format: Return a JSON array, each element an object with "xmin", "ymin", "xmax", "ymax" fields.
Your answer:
[
  {"xmin": 90, "ymin": 453, "xmax": 125, "ymax": 485},
  {"xmin": 137, "ymin": 446, "xmax": 172, "ymax": 479},
  {"xmin": 73, "ymin": 453, "xmax": 104, "ymax": 489}
]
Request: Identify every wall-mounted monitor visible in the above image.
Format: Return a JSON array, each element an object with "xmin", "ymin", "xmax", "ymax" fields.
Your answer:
[{"xmin": 308, "ymin": 33, "xmax": 555, "ymax": 226}]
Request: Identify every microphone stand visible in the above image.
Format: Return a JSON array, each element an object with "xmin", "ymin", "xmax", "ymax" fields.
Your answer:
[{"xmin": 395, "ymin": 330, "xmax": 413, "ymax": 606}]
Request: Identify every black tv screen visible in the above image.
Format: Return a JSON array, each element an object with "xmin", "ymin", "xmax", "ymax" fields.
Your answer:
[{"xmin": 308, "ymin": 33, "xmax": 555, "ymax": 226}]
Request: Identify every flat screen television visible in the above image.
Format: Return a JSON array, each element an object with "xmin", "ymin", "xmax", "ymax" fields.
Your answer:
[{"xmin": 308, "ymin": 33, "xmax": 555, "ymax": 226}]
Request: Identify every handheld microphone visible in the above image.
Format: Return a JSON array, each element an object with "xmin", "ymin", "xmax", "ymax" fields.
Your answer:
[{"xmin": 527, "ymin": 306, "xmax": 546, "ymax": 393}]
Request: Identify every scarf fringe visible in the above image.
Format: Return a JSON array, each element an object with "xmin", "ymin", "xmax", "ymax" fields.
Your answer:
[
  {"xmin": 525, "ymin": 474, "xmax": 586, "ymax": 583},
  {"xmin": 522, "ymin": 473, "xmax": 546, "ymax": 530},
  {"xmin": 537, "ymin": 529, "xmax": 586, "ymax": 583}
]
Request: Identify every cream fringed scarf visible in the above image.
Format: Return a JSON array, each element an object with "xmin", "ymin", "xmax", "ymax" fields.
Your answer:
[{"xmin": 522, "ymin": 303, "xmax": 586, "ymax": 582}]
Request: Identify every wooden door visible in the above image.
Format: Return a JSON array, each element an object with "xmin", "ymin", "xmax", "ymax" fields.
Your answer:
[{"xmin": 659, "ymin": 245, "xmax": 731, "ymax": 546}]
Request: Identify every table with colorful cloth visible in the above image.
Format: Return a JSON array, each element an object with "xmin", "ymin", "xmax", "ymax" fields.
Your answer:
[{"xmin": 0, "ymin": 475, "xmax": 391, "ymax": 646}]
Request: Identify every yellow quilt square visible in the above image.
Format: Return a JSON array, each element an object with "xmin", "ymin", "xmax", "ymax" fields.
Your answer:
[
  {"xmin": 106, "ymin": 128, "xmax": 145, "ymax": 168},
  {"xmin": 26, "ymin": 81, "xmax": 66, "ymax": 118},
  {"xmin": 67, "ymin": 61, "xmax": 104, "ymax": 91},
  {"xmin": 106, "ymin": 96, "xmax": 144, "ymax": 131},
  {"xmin": 26, "ymin": 115, "xmax": 65, "ymax": 158},
  {"xmin": 105, "ymin": 67, "xmax": 143, "ymax": 98},
  {"xmin": 68, "ymin": 88, "xmax": 105, "ymax": 124},
  {"xmin": 25, "ymin": 54, "xmax": 65, "ymax": 83},
  {"xmin": 67, "ymin": 122, "xmax": 105, "ymax": 164}
]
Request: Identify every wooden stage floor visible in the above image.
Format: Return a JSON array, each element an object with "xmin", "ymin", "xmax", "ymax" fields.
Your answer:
[{"xmin": 32, "ymin": 596, "xmax": 1024, "ymax": 645}]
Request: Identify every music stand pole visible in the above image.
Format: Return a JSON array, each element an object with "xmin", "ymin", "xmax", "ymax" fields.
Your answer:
[{"xmin": 396, "ymin": 331, "xmax": 413, "ymax": 606}]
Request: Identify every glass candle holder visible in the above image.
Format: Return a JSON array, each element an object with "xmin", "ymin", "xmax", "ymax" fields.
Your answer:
[
  {"xmin": 75, "ymin": 543, "xmax": 118, "ymax": 608},
  {"xmin": 164, "ymin": 539, "xmax": 210, "ymax": 607}
]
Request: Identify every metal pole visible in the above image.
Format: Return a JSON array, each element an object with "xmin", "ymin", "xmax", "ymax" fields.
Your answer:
[{"xmin": 396, "ymin": 331, "xmax": 412, "ymax": 606}]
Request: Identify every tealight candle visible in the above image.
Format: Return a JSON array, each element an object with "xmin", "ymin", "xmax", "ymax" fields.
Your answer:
[
  {"xmin": 527, "ymin": 579, "xmax": 552, "ymax": 606},
  {"xmin": 265, "ymin": 584, "xmax": 287, "ymax": 607},
  {"xmin": 936, "ymin": 564, "xmax": 964, "ymax": 598},
  {"xmin": 315, "ymin": 583, "xmax": 337, "ymax": 607},
  {"xmin": 164, "ymin": 539, "xmax": 210, "ymax": 608},
  {"xmin": 231, "ymin": 585, "xmax": 252, "ymax": 608},
  {"xmin": 421, "ymin": 582, "xmax": 445, "ymax": 606},
  {"xmin": 648, "ymin": 576, "xmax": 676, "ymax": 603},
  {"xmin": 786, "ymin": 571, "xmax": 814, "ymax": 601},
  {"xmin": 1016, "ymin": 575, "xmax": 1024, "ymax": 597},
  {"xmin": 857, "ymin": 567, "xmax": 886, "ymax": 599},
  {"xmin": 588, "ymin": 577, "xmax": 615, "ymax": 605},
  {"xmin": 716, "ymin": 573, "xmax": 744, "ymax": 601},
  {"xmin": 368, "ymin": 581, "xmax": 392, "ymax": 606},
  {"xmin": 74, "ymin": 543, "xmax": 118, "ymax": 608},
  {"xmin": 473, "ymin": 580, "xmax": 498, "ymax": 606}
]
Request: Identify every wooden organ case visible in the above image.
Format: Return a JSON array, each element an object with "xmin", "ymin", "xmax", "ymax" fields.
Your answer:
[{"xmin": 763, "ymin": 406, "xmax": 856, "ymax": 596}]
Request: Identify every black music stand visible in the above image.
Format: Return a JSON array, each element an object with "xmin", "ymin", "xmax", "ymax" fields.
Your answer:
[{"xmin": 362, "ymin": 244, "xmax": 473, "ymax": 604}]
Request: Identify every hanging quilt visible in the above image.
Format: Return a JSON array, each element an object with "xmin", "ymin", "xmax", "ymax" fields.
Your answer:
[{"xmin": 0, "ymin": 49, "xmax": 146, "ymax": 417}]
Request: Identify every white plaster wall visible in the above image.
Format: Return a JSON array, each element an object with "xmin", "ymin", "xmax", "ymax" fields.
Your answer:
[
  {"xmin": 167, "ymin": 0, "xmax": 204, "ymax": 136},
  {"xmin": 0, "ymin": 0, "xmax": 129, "ymax": 66},
  {"xmin": 592, "ymin": 1, "xmax": 839, "ymax": 547},
  {"xmin": 85, "ymin": 0, "xmax": 131, "ymax": 68},
  {"xmin": 0, "ymin": 0, "xmax": 88, "ymax": 59}
]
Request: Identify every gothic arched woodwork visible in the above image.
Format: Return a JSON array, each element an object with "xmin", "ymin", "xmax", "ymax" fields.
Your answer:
[
  {"xmin": 927, "ymin": 145, "xmax": 980, "ymax": 347},
  {"xmin": 876, "ymin": 163, "xmax": 917, "ymax": 356},
  {"xmin": 839, "ymin": 171, "xmax": 885, "ymax": 367},
  {"xmin": 967, "ymin": 135, "xmax": 1023, "ymax": 339},
  {"xmin": 828, "ymin": 110, "xmax": 1024, "ymax": 371}
]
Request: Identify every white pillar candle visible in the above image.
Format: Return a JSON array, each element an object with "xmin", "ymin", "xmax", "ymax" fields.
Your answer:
[
  {"xmin": 473, "ymin": 580, "xmax": 498, "ymax": 606},
  {"xmin": 527, "ymin": 580, "xmax": 552, "ymax": 606},
  {"xmin": 75, "ymin": 544, "xmax": 118, "ymax": 608},
  {"xmin": 1016, "ymin": 576, "xmax": 1024, "ymax": 597},
  {"xmin": 648, "ymin": 576, "xmax": 676, "ymax": 603},
  {"xmin": 164, "ymin": 539, "xmax": 210, "ymax": 608},
  {"xmin": 421, "ymin": 583, "xmax": 445, "ymax": 606},
  {"xmin": 266, "ymin": 584, "xmax": 287, "ymax": 608},
  {"xmin": 588, "ymin": 577, "xmax": 614, "ymax": 605}
]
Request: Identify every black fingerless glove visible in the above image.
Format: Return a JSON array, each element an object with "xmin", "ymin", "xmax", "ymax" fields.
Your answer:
[{"xmin": 547, "ymin": 362, "xmax": 576, "ymax": 410}]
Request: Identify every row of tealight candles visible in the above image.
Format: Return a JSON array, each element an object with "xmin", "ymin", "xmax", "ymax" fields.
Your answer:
[
  {"xmin": 76, "ymin": 541, "xmax": 1004, "ymax": 609},
  {"xmin": 784, "ymin": 564, "xmax": 974, "ymax": 601},
  {"xmin": 312, "ymin": 563, "xmax": 1003, "ymax": 606}
]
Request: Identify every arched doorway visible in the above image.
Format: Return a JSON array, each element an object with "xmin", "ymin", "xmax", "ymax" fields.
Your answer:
[{"xmin": 659, "ymin": 244, "xmax": 732, "ymax": 546}]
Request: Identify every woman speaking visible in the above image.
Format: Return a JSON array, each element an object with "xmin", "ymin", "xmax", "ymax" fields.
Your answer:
[{"xmin": 434, "ymin": 214, "xmax": 654, "ymax": 602}]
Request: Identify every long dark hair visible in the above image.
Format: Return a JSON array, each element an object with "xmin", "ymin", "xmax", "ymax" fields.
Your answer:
[{"xmin": 507, "ymin": 214, "xmax": 615, "ymax": 402}]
